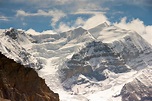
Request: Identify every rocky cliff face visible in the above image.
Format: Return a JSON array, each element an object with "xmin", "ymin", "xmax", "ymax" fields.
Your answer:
[
  {"xmin": 121, "ymin": 69, "xmax": 152, "ymax": 101},
  {"xmin": 0, "ymin": 52, "xmax": 59, "ymax": 101},
  {"xmin": 108, "ymin": 32, "xmax": 152, "ymax": 70},
  {"xmin": 60, "ymin": 27, "xmax": 152, "ymax": 94},
  {"xmin": 61, "ymin": 28, "xmax": 152, "ymax": 81},
  {"xmin": 62, "ymin": 41, "xmax": 129, "ymax": 82}
]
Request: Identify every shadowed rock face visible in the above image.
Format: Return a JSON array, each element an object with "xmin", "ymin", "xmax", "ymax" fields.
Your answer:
[
  {"xmin": 61, "ymin": 41, "xmax": 129, "ymax": 81},
  {"xmin": 61, "ymin": 32, "xmax": 152, "ymax": 83},
  {"xmin": 121, "ymin": 69, "xmax": 152, "ymax": 101},
  {"xmin": 0, "ymin": 53, "xmax": 59, "ymax": 101}
]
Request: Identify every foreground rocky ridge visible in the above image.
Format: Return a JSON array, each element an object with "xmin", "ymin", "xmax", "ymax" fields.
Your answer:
[{"xmin": 0, "ymin": 52, "xmax": 59, "ymax": 101}]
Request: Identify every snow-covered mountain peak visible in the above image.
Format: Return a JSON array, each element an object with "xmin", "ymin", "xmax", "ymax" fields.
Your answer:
[
  {"xmin": 89, "ymin": 22, "xmax": 109, "ymax": 30},
  {"xmin": 5, "ymin": 28, "xmax": 18, "ymax": 39},
  {"xmin": 0, "ymin": 23, "xmax": 152, "ymax": 101},
  {"xmin": 0, "ymin": 28, "xmax": 42, "ymax": 70},
  {"xmin": 73, "ymin": 26, "xmax": 86, "ymax": 32},
  {"xmin": 4, "ymin": 28, "xmax": 34, "ymax": 45},
  {"xmin": 88, "ymin": 22, "xmax": 109, "ymax": 38}
]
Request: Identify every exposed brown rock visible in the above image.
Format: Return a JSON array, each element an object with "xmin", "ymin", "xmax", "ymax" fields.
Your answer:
[
  {"xmin": 0, "ymin": 97, "xmax": 11, "ymax": 101},
  {"xmin": 0, "ymin": 53, "xmax": 59, "ymax": 101}
]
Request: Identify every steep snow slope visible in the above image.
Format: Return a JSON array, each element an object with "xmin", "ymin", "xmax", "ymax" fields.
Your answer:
[
  {"xmin": 90, "ymin": 25, "xmax": 152, "ymax": 69},
  {"xmin": 0, "ymin": 28, "xmax": 42, "ymax": 69},
  {"xmin": 0, "ymin": 23, "xmax": 152, "ymax": 101},
  {"xmin": 30, "ymin": 24, "xmax": 152, "ymax": 101},
  {"xmin": 28, "ymin": 27, "xmax": 95, "ymax": 71},
  {"xmin": 59, "ymin": 24, "xmax": 152, "ymax": 100},
  {"xmin": 27, "ymin": 27, "xmax": 96, "ymax": 92}
]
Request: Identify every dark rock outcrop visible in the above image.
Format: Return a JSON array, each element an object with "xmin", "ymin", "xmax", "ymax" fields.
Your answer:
[
  {"xmin": 109, "ymin": 33, "xmax": 152, "ymax": 70},
  {"xmin": 61, "ymin": 41, "xmax": 129, "ymax": 81},
  {"xmin": 121, "ymin": 69, "xmax": 152, "ymax": 101},
  {"xmin": 0, "ymin": 52, "xmax": 59, "ymax": 101},
  {"xmin": 61, "ymin": 32, "xmax": 152, "ymax": 83}
]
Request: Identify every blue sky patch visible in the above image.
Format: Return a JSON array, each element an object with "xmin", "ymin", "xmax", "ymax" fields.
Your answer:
[{"xmin": 0, "ymin": 0, "xmax": 152, "ymax": 32}]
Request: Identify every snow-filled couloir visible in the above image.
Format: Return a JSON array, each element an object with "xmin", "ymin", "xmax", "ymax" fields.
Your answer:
[{"xmin": 0, "ymin": 22, "xmax": 152, "ymax": 101}]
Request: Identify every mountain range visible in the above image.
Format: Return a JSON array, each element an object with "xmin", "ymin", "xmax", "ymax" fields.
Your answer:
[{"xmin": 0, "ymin": 22, "xmax": 152, "ymax": 101}]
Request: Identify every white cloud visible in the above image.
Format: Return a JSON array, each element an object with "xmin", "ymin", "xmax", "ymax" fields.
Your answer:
[
  {"xmin": 50, "ymin": 10, "xmax": 66, "ymax": 27},
  {"xmin": 144, "ymin": 26, "xmax": 152, "ymax": 44},
  {"xmin": 22, "ymin": 22, "xmax": 27, "ymax": 26},
  {"xmin": 146, "ymin": 26, "xmax": 152, "ymax": 35},
  {"xmin": 41, "ymin": 30, "xmax": 56, "ymax": 35},
  {"xmin": 56, "ymin": 14, "xmax": 152, "ymax": 46},
  {"xmin": 75, "ymin": 17, "xmax": 85, "ymax": 26},
  {"xmin": 56, "ymin": 13, "xmax": 110, "ymax": 32},
  {"xmin": 12, "ymin": 0, "xmax": 150, "ymax": 12},
  {"xmin": 114, "ymin": 17, "xmax": 152, "ymax": 45},
  {"xmin": 26, "ymin": 28, "xmax": 56, "ymax": 35},
  {"xmin": 55, "ymin": 17, "xmax": 85, "ymax": 33},
  {"xmin": 16, "ymin": 10, "xmax": 28, "ymax": 16},
  {"xmin": 56, "ymin": 22, "xmax": 73, "ymax": 32},
  {"xmin": 74, "ymin": 10, "xmax": 106, "ymax": 15},
  {"xmin": 16, "ymin": 9, "xmax": 66, "ymax": 27},
  {"xmin": 26, "ymin": 28, "xmax": 41, "ymax": 35},
  {"xmin": 0, "ymin": 15, "xmax": 9, "ymax": 21},
  {"xmin": 12, "ymin": 0, "xmax": 110, "ymax": 14},
  {"xmin": 114, "ymin": 17, "xmax": 146, "ymax": 35},
  {"xmin": 83, "ymin": 13, "xmax": 110, "ymax": 29}
]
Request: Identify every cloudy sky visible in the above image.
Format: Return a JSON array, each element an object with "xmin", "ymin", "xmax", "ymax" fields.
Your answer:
[{"xmin": 0, "ymin": 0, "xmax": 152, "ymax": 33}]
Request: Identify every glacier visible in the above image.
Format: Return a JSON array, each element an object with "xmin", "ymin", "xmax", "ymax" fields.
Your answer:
[{"xmin": 0, "ymin": 23, "xmax": 152, "ymax": 101}]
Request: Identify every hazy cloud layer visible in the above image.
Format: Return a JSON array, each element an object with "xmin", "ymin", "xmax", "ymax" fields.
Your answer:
[
  {"xmin": 0, "ymin": 15, "xmax": 9, "ymax": 21},
  {"xmin": 83, "ymin": 13, "xmax": 110, "ymax": 29},
  {"xmin": 114, "ymin": 17, "xmax": 152, "ymax": 44},
  {"xmin": 16, "ymin": 9, "xmax": 66, "ymax": 27}
]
